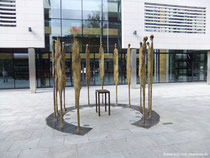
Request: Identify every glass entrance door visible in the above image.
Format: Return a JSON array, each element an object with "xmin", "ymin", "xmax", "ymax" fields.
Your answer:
[
  {"xmin": 13, "ymin": 53, "xmax": 29, "ymax": 88},
  {"xmin": 192, "ymin": 53, "xmax": 207, "ymax": 81}
]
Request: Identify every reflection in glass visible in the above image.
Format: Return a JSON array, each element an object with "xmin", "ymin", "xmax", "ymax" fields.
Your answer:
[
  {"xmin": 62, "ymin": 20, "xmax": 82, "ymax": 37},
  {"xmin": 36, "ymin": 53, "xmax": 50, "ymax": 88},
  {"xmin": 62, "ymin": 0, "xmax": 81, "ymax": 19},
  {"xmin": 0, "ymin": 53, "xmax": 14, "ymax": 89},
  {"xmin": 103, "ymin": 21, "xmax": 120, "ymax": 53},
  {"xmin": 14, "ymin": 53, "xmax": 29, "ymax": 88},
  {"xmin": 103, "ymin": 0, "xmax": 120, "ymax": 21},
  {"xmin": 47, "ymin": 0, "xmax": 60, "ymax": 18},
  {"xmin": 83, "ymin": 20, "xmax": 101, "ymax": 53},
  {"xmin": 83, "ymin": 0, "xmax": 102, "ymax": 20}
]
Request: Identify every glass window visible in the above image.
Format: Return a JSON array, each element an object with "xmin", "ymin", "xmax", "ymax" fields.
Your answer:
[
  {"xmin": 83, "ymin": 0, "xmax": 102, "ymax": 20},
  {"xmin": 13, "ymin": 53, "xmax": 29, "ymax": 88},
  {"xmin": 103, "ymin": 0, "xmax": 119, "ymax": 21},
  {"xmin": 103, "ymin": 22, "xmax": 120, "ymax": 53},
  {"xmin": 83, "ymin": 20, "xmax": 101, "ymax": 53},
  {"xmin": 62, "ymin": 20, "xmax": 82, "ymax": 37},
  {"xmin": 62, "ymin": 20, "xmax": 82, "ymax": 52},
  {"xmin": 47, "ymin": 0, "xmax": 61, "ymax": 18},
  {"xmin": 0, "ymin": 53, "xmax": 14, "ymax": 89},
  {"xmin": 45, "ymin": 19, "xmax": 61, "ymax": 52},
  {"xmin": 50, "ymin": 19, "xmax": 61, "ymax": 38},
  {"xmin": 36, "ymin": 53, "xmax": 51, "ymax": 88},
  {"xmin": 62, "ymin": 0, "xmax": 81, "ymax": 19}
]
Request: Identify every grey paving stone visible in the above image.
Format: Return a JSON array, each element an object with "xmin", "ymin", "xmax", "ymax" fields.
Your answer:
[
  {"xmin": 18, "ymin": 148, "xmax": 49, "ymax": 158},
  {"xmin": 48, "ymin": 145, "xmax": 78, "ymax": 158},
  {"xmin": 37, "ymin": 136, "xmax": 64, "ymax": 148},
  {"xmin": 0, "ymin": 83, "xmax": 210, "ymax": 158},
  {"xmin": 64, "ymin": 135, "xmax": 89, "ymax": 145},
  {"xmin": 8, "ymin": 138, "xmax": 39, "ymax": 151},
  {"xmin": 0, "ymin": 151, "xmax": 20, "ymax": 158},
  {"xmin": 78, "ymin": 152, "xmax": 126, "ymax": 158}
]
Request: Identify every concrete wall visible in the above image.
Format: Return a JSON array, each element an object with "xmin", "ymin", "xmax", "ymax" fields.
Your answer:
[
  {"xmin": 122, "ymin": 0, "xmax": 210, "ymax": 50},
  {"xmin": 0, "ymin": 0, "xmax": 45, "ymax": 48}
]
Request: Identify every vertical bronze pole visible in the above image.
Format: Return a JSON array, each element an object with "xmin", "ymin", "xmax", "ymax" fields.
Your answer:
[
  {"xmin": 141, "ymin": 37, "xmax": 148, "ymax": 123},
  {"xmin": 99, "ymin": 44, "xmax": 104, "ymax": 104},
  {"xmin": 127, "ymin": 44, "xmax": 131, "ymax": 106},
  {"xmin": 72, "ymin": 36, "xmax": 81, "ymax": 131},
  {"xmin": 62, "ymin": 42, "xmax": 66, "ymax": 112},
  {"xmin": 54, "ymin": 40, "xmax": 59, "ymax": 117},
  {"xmin": 148, "ymin": 35, "xmax": 154, "ymax": 118},
  {"xmin": 88, "ymin": 86, "xmax": 90, "ymax": 105},
  {"xmin": 114, "ymin": 43, "xmax": 119, "ymax": 104},
  {"xmin": 52, "ymin": 40, "xmax": 57, "ymax": 119},
  {"xmin": 147, "ymin": 42, "xmax": 151, "ymax": 118},
  {"xmin": 139, "ymin": 42, "xmax": 143, "ymax": 112},
  {"xmin": 56, "ymin": 37, "xmax": 64, "ymax": 126},
  {"xmin": 85, "ymin": 44, "xmax": 91, "ymax": 105}
]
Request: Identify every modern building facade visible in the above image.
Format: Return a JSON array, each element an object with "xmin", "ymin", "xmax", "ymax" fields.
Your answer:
[{"xmin": 0, "ymin": 0, "xmax": 210, "ymax": 90}]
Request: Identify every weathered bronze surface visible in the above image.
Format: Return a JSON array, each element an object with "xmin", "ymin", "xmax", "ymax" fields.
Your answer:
[
  {"xmin": 85, "ymin": 44, "xmax": 91, "ymax": 105},
  {"xmin": 140, "ymin": 37, "xmax": 148, "ymax": 123},
  {"xmin": 148, "ymin": 35, "xmax": 154, "ymax": 118},
  {"xmin": 55, "ymin": 39, "xmax": 59, "ymax": 122},
  {"xmin": 55, "ymin": 37, "xmax": 65, "ymax": 126},
  {"xmin": 99, "ymin": 44, "xmax": 104, "ymax": 103},
  {"xmin": 126, "ymin": 44, "xmax": 131, "ymax": 106},
  {"xmin": 114, "ymin": 44, "xmax": 119, "ymax": 104},
  {"xmin": 139, "ymin": 42, "xmax": 143, "ymax": 112},
  {"xmin": 52, "ymin": 40, "xmax": 58, "ymax": 119},
  {"xmin": 72, "ymin": 36, "xmax": 81, "ymax": 131},
  {"xmin": 62, "ymin": 42, "xmax": 66, "ymax": 112}
]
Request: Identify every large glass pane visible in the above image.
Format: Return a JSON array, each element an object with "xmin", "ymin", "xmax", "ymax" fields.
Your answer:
[
  {"xmin": 45, "ymin": 0, "xmax": 60, "ymax": 19},
  {"xmin": 13, "ymin": 53, "xmax": 29, "ymax": 88},
  {"xmin": 103, "ymin": 0, "xmax": 120, "ymax": 21},
  {"xmin": 51, "ymin": 19, "xmax": 61, "ymax": 37},
  {"xmin": 104, "ymin": 59, "xmax": 114, "ymax": 85},
  {"xmin": 0, "ymin": 53, "xmax": 14, "ymax": 89},
  {"xmin": 62, "ymin": 20, "xmax": 82, "ymax": 52},
  {"xmin": 62, "ymin": 20, "xmax": 82, "ymax": 37},
  {"xmin": 65, "ymin": 57, "xmax": 73, "ymax": 87},
  {"xmin": 83, "ymin": 0, "xmax": 102, "ymax": 20},
  {"xmin": 36, "ymin": 53, "xmax": 50, "ymax": 88},
  {"xmin": 103, "ymin": 21, "xmax": 120, "ymax": 53},
  {"xmin": 62, "ymin": 0, "xmax": 81, "ymax": 19},
  {"xmin": 44, "ymin": 19, "xmax": 61, "ymax": 52},
  {"xmin": 83, "ymin": 20, "xmax": 101, "ymax": 53}
]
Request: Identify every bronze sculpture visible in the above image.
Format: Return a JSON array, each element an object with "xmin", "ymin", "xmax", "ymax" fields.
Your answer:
[
  {"xmin": 61, "ymin": 42, "xmax": 66, "ymax": 112},
  {"xmin": 126, "ymin": 44, "xmax": 131, "ymax": 106},
  {"xmin": 55, "ymin": 39, "xmax": 59, "ymax": 122},
  {"xmin": 72, "ymin": 36, "xmax": 81, "ymax": 131},
  {"xmin": 55, "ymin": 37, "xmax": 66, "ymax": 126},
  {"xmin": 138, "ymin": 42, "xmax": 143, "ymax": 112},
  {"xmin": 148, "ymin": 35, "xmax": 154, "ymax": 118},
  {"xmin": 52, "ymin": 39, "xmax": 58, "ymax": 119},
  {"xmin": 99, "ymin": 44, "xmax": 104, "ymax": 103},
  {"xmin": 140, "ymin": 37, "xmax": 148, "ymax": 123},
  {"xmin": 114, "ymin": 44, "xmax": 119, "ymax": 104},
  {"xmin": 85, "ymin": 44, "xmax": 91, "ymax": 105}
]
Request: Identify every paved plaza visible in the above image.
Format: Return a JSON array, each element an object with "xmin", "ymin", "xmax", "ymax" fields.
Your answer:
[{"xmin": 0, "ymin": 82, "xmax": 210, "ymax": 158}]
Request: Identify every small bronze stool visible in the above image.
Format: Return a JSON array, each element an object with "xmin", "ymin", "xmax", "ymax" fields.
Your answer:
[{"xmin": 95, "ymin": 89, "xmax": 111, "ymax": 116}]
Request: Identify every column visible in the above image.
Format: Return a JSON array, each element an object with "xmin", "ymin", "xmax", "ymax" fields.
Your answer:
[
  {"xmin": 28, "ymin": 48, "xmax": 36, "ymax": 93},
  {"xmin": 208, "ymin": 51, "xmax": 210, "ymax": 85},
  {"xmin": 131, "ymin": 49, "xmax": 137, "ymax": 88}
]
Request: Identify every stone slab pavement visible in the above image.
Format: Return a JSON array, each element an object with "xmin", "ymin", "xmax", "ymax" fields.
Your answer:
[{"xmin": 0, "ymin": 82, "xmax": 210, "ymax": 158}]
